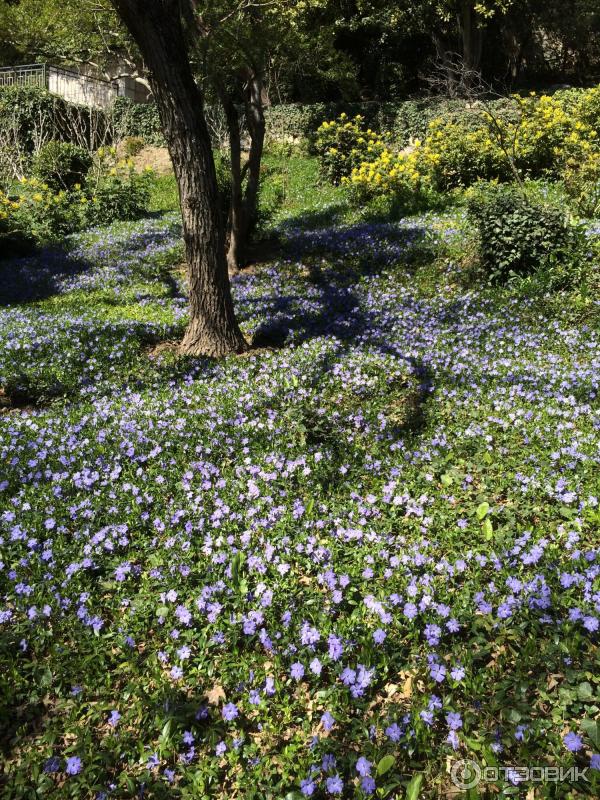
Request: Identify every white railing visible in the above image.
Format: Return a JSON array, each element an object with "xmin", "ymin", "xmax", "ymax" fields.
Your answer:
[
  {"xmin": 0, "ymin": 63, "xmax": 119, "ymax": 109},
  {"xmin": 0, "ymin": 63, "xmax": 46, "ymax": 89}
]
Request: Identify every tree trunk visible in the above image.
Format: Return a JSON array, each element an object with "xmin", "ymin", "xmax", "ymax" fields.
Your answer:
[
  {"xmin": 459, "ymin": 1, "xmax": 483, "ymax": 82},
  {"xmin": 220, "ymin": 90, "xmax": 244, "ymax": 275},
  {"xmin": 223, "ymin": 72, "xmax": 266, "ymax": 273},
  {"xmin": 240, "ymin": 73, "xmax": 266, "ymax": 252},
  {"xmin": 110, "ymin": 0, "xmax": 247, "ymax": 357}
]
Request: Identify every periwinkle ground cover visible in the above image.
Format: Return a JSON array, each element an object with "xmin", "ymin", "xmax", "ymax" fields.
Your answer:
[{"xmin": 0, "ymin": 210, "xmax": 599, "ymax": 800}]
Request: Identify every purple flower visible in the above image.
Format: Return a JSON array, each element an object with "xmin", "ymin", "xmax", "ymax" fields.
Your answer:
[
  {"xmin": 590, "ymin": 754, "xmax": 600, "ymax": 770},
  {"xmin": 328, "ymin": 634, "xmax": 343, "ymax": 661},
  {"xmin": 385, "ymin": 722, "xmax": 402, "ymax": 742},
  {"xmin": 326, "ymin": 775, "xmax": 343, "ymax": 794},
  {"xmin": 108, "ymin": 710, "xmax": 121, "ymax": 727},
  {"xmin": 215, "ymin": 741, "xmax": 227, "ymax": 756},
  {"xmin": 356, "ymin": 757, "xmax": 371, "ymax": 776},
  {"xmin": 309, "ymin": 658, "xmax": 322, "ymax": 675},
  {"xmin": 361, "ymin": 776, "xmax": 376, "ymax": 794},
  {"xmin": 321, "ymin": 711, "xmax": 335, "ymax": 731},
  {"xmin": 43, "ymin": 757, "xmax": 60, "ymax": 773},
  {"xmin": 446, "ymin": 730, "xmax": 460, "ymax": 750},
  {"xmin": 446, "ymin": 712, "xmax": 462, "ymax": 730},
  {"xmin": 430, "ymin": 663, "xmax": 446, "ymax": 683},
  {"xmin": 65, "ymin": 756, "xmax": 82, "ymax": 775},
  {"xmin": 563, "ymin": 732, "xmax": 583, "ymax": 752},
  {"xmin": 291, "ymin": 662, "xmax": 305, "ymax": 680},
  {"xmin": 403, "ymin": 602, "xmax": 418, "ymax": 619},
  {"xmin": 300, "ymin": 778, "xmax": 315, "ymax": 796},
  {"xmin": 372, "ymin": 628, "xmax": 386, "ymax": 644},
  {"xmin": 424, "ymin": 624, "xmax": 441, "ymax": 646},
  {"xmin": 222, "ymin": 703, "xmax": 239, "ymax": 721}
]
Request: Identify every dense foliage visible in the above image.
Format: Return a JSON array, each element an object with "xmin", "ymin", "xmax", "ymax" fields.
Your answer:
[
  {"xmin": 466, "ymin": 183, "xmax": 585, "ymax": 284},
  {"xmin": 111, "ymin": 98, "xmax": 165, "ymax": 147},
  {"xmin": 31, "ymin": 141, "xmax": 93, "ymax": 191},
  {"xmin": 0, "ymin": 164, "xmax": 599, "ymax": 795},
  {"xmin": 0, "ymin": 147, "xmax": 151, "ymax": 252}
]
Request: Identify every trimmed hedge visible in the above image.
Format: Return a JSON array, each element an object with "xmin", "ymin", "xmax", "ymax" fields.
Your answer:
[
  {"xmin": 88, "ymin": 98, "xmax": 481, "ymax": 149},
  {"xmin": 106, "ymin": 96, "xmax": 518, "ymax": 149},
  {"xmin": 111, "ymin": 97, "xmax": 165, "ymax": 146}
]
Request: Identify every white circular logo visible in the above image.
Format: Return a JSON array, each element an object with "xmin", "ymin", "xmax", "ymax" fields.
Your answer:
[{"xmin": 450, "ymin": 759, "xmax": 482, "ymax": 790}]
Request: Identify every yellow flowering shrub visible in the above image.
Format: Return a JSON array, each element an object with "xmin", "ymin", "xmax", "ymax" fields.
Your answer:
[
  {"xmin": 345, "ymin": 143, "xmax": 433, "ymax": 207},
  {"xmin": 315, "ymin": 114, "xmax": 386, "ymax": 184},
  {"xmin": 419, "ymin": 117, "xmax": 512, "ymax": 191},
  {"xmin": 337, "ymin": 86, "xmax": 600, "ymax": 204},
  {"xmin": 562, "ymin": 150, "xmax": 600, "ymax": 217},
  {"xmin": 4, "ymin": 177, "xmax": 88, "ymax": 244},
  {"xmin": 1, "ymin": 149, "xmax": 151, "ymax": 252}
]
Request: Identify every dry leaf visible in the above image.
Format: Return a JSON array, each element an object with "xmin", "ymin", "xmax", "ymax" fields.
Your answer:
[{"xmin": 206, "ymin": 684, "xmax": 226, "ymax": 705}]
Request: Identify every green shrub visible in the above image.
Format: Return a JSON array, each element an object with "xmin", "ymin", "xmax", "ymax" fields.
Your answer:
[
  {"xmin": 467, "ymin": 182, "xmax": 584, "ymax": 284},
  {"xmin": 122, "ymin": 135, "xmax": 145, "ymax": 157},
  {"xmin": 111, "ymin": 97, "xmax": 164, "ymax": 145},
  {"xmin": 0, "ymin": 85, "xmax": 108, "ymax": 155},
  {"xmin": 31, "ymin": 140, "xmax": 93, "ymax": 190},
  {"xmin": 89, "ymin": 172, "xmax": 151, "ymax": 226}
]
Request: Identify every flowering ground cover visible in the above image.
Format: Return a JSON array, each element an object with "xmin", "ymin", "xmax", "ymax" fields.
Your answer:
[{"xmin": 0, "ymin": 209, "xmax": 599, "ymax": 799}]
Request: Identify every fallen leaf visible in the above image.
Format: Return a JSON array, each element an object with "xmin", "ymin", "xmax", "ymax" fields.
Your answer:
[{"xmin": 206, "ymin": 684, "xmax": 226, "ymax": 705}]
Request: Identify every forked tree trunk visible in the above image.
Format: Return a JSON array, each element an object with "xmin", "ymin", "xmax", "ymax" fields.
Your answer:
[
  {"xmin": 111, "ymin": 0, "xmax": 247, "ymax": 356},
  {"xmin": 223, "ymin": 73, "xmax": 266, "ymax": 273}
]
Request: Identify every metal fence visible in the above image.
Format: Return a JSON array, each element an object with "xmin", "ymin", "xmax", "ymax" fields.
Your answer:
[
  {"xmin": 0, "ymin": 63, "xmax": 47, "ymax": 89},
  {"xmin": 0, "ymin": 63, "xmax": 119, "ymax": 109}
]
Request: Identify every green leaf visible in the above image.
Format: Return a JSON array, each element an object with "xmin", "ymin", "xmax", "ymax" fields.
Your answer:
[
  {"xmin": 377, "ymin": 754, "xmax": 396, "ymax": 776},
  {"xmin": 581, "ymin": 718, "xmax": 600, "ymax": 748},
  {"xmin": 405, "ymin": 773, "xmax": 423, "ymax": 800},
  {"xmin": 476, "ymin": 501, "xmax": 490, "ymax": 520},
  {"xmin": 577, "ymin": 681, "xmax": 595, "ymax": 701},
  {"xmin": 231, "ymin": 552, "xmax": 244, "ymax": 587},
  {"xmin": 482, "ymin": 518, "xmax": 493, "ymax": 540},
  {"xmin": 441, "ymin": 473, "xmax": 453, "ymax": 487}
]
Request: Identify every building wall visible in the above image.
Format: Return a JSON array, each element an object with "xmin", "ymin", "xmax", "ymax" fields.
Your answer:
[{"xmin": 48, "ymin": 67, "xmax": 118, "ymax": 109}]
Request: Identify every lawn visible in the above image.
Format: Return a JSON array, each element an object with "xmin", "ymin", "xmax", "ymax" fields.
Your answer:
[{"xmin": 0, "ymin": 156, "xmax": 599, "ymax": 799}]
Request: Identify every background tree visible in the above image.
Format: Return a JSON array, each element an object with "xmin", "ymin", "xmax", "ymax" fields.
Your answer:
[
  {"xmin": 188, "ymin": 0, "xmax": 350, "ymax": 271},
  {"xmin": 108, "ymin": 0, "xmax": 248, "ymax": 356}
]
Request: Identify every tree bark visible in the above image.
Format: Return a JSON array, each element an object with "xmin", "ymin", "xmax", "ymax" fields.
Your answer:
[
  {"xmin": 110, "ymin": 0, "xmax": 247, "ymax": 356},
  {"xmin": 459, "ymin": 1, "xmax": 483, "ymax": 81},
  {"xmin": 223, "ymin": 72, "xmax": 266, "ymax": 273},
  {"xmin": 220, "ymin": 89, "xmax": 244, "ymax": 274}
]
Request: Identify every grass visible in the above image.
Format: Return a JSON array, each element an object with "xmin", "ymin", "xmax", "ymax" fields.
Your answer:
[{"xmin": 0, "ymin": 153, "xmax": 599, "ymax": 800}]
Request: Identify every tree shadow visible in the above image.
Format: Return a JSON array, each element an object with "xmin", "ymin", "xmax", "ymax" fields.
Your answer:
[
  {"xmin": 272, "ymin": 200, "xmax": 349, "ymax": 233},
  {"xmin": 0, "ymin": 223, "xmax": 183, "ymax": 307}
]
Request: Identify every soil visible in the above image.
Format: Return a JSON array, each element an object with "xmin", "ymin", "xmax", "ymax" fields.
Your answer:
[{"xmin": 131, "ymin": 146, "xmax": 174, "ymax": 175}]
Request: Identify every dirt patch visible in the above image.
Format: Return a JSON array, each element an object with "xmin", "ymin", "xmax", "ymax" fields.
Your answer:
[
  {"xmin": 131, "ymin": 146, "xmax": 173, "ymax": 175},
  {"xmin": 147, "ymin": 337, "xmax": 280, "ymax": 361},
  {"xmin": 0, "ymin": 387, "xmax": 37, "ymax": 414},
  {"xmin": 146, "ymin": 340, "xmax": 181, "ymax": 359}
]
